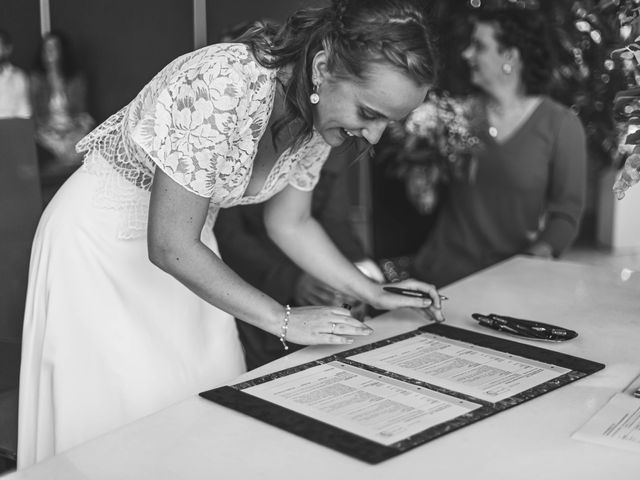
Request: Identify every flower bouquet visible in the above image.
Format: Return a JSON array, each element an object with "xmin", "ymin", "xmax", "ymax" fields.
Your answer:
[{"xmin": 384, "ymin": 90, "xmax": 481, "ymax": 214}]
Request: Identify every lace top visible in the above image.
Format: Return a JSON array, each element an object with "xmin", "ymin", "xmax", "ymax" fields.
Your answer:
[{"xmin": 76, "ymin": 43, "xmax": 331, "ymax": 238}]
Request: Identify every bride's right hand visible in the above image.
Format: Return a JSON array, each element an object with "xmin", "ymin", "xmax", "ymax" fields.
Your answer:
[{"xmin": 283, "ymin": 305, "xmax": 373, "ymax": 345}]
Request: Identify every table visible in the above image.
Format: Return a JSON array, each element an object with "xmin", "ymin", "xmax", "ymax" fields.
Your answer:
[{"xmin": 6, "ymin": 256, "xmax": 640, "ymax": 479}]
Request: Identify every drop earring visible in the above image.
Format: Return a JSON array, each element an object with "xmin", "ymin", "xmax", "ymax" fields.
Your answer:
[
  {"xmin": 310, "ymin": 83, "xmax": 320, "ymax": 105},
  {"xmin": 502, "ymin": 63, "xmax": 512, "ymax": 75}
]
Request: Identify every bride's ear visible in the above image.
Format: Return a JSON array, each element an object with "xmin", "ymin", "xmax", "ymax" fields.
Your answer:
[{"xmin": 310, "ymin": 50, "xmax": 330, "ymax": 85}]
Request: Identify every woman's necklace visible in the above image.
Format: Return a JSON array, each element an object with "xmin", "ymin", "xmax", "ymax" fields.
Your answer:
[
  {"xmin": 485, "ymin": 100, "xmax": 503, "ymax": 138},
  {"xmin": 486, "ymin": 97, "xmax": 541, "ymax": 141}
]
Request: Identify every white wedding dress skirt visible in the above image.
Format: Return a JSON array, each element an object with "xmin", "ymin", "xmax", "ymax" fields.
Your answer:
[{"xmin": 18, "ymin": 167, "xmax": 246, "ymax": 468}]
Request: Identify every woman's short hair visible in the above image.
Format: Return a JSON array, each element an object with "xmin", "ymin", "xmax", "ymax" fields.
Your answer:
[{"xmin": 474, "ymin": 8, "xmax": 553, "ymax": 95}]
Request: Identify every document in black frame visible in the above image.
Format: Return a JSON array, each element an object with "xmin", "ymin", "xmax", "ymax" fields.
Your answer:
[{"xmin": 200, "ymin": 323, "xmax": 605, "ymax": 464}]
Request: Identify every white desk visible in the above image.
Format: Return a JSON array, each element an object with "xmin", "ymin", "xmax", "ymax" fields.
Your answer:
[{"xmin": 5, "ymin": 256, "xmax": 640, "ymax": 479}]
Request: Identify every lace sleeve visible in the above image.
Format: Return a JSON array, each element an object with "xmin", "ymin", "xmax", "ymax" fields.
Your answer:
[
  {"xmin": 288, "ymin": 132, "xmax": 332, "ymax": 191},
  {"xmin": 130, "ymin": 57, "xmax": 250, "ymax": 198}
]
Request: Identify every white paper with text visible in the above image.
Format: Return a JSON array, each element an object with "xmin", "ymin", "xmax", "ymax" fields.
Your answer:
[
  {"xmin": 572, "ymin": 393, "xmax": 640, "ymax": 453},
  {"xmin": 244, "ymin": 361, "xmax": 481, "ymax": 446},
  {"xmin": 348, "ymin": 333, "xmax": 569, "ymax": 402}
]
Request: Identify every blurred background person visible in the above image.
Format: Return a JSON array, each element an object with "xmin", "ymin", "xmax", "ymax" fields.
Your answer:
[
  {"xmin": 0, "ymin": 29, "xmax": 31, "ymax": 119},
  {"xmin": 30, "ymin": 31, "xmax": 94, "ymax": 204},
  {"xmin": 411, "ymin": 5, "xmax": 587, "ymax": 287},
  {"xmin": 216, "ymin": 140, "xmax": 384, "ymax": 370}
]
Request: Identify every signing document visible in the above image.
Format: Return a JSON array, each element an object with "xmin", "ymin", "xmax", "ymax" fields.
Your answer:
[
  {"xmin": 203, "ymin": 325, "xmax": 605, "ymax": 462},
  {"xmin": 245, "ymin": 361, "xmax": 481, "ymax": 446},
  {"xmin": 243, "ymin": 332, "xmax": 568, "ymax": 445},
  {"xmin": 348, "ymin": 333, "xmax": 569, "ymax": 402}
]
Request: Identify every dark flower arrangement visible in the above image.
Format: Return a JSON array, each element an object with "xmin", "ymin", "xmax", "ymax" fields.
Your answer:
[
  {"xmin": 384, "ymin": 90, "xmax": 482, "ymax": 214},
  {"xmin": 609, "ymin": 0, "xmax": 640, "ymax": 198}
]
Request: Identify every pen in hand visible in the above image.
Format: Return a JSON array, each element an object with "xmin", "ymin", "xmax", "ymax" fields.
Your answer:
[
  {"xmin": 383, "ymin": 286, "xmax": 448, "ymax": 301},
  {"xmin": 382, "ymin": 286, "xmax": 447, "ymax": 323}
]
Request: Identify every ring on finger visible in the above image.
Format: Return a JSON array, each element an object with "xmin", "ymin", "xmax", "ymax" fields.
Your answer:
[{"xmin": 330, "ymin": 322, "xmax": 336, "ymax": 334}]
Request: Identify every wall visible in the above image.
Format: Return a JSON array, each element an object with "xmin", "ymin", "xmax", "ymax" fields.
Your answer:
[
  {"xmin": 3, "ymin": 0, "xmax": 335, "ymax": 121},
  {"xmin": 0, "ymin": 0, "xmax": 40, "ymax": 70},
  {"xmin": 206, "ymin": 0, "xmax": 327, "ymax": 43},
  {"xmin": 49, "ymin": 0, "xmax": 194, "ymax": 122}
]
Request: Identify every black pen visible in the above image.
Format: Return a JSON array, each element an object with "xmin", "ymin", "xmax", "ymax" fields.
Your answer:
[
  {"xmin": 488, "ymin": 313, "xmax": 571, "ymax": 337},
  {"xmin": 471, "ymin": 313, "xmax": 522, "ymax": 335},
  {"xmin": 383, "ymin": 286, "xmax": 448, "ymax": 301}
]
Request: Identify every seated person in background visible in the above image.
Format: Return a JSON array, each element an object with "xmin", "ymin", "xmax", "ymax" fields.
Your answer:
[
  {"xmin": 412, "ymin": 6, "xmax": 587, "ymax": 288},
  {"xmin": 216, "ymin": 140, "xmax": 384, "ymax": 370},
  {"xmin": 30, "ymin": 31, "xmax": 94, "ymax": 170},
  {"xmin": 0, "ymin": 29, "xmax": 31, "ymax": 119}
]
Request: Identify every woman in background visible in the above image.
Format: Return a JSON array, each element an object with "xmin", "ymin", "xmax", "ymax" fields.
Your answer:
[
  {"xmin": 19, "ymin": 0, "xmax": 443, "ymax": 468},
  {"xmin": 412, "ymin": 5, "xmax": 587, "ymax": 287},
  {"xmin": 0, "ymin": 29, "xmax": 31, "ymax": 119},
  {"xmin": 30, "ymin": 31, "xmax": 94, "ymax": 169}
]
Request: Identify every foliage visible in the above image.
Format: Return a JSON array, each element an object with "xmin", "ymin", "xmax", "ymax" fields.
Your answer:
[{"xmin": 608, "ymin": 0, "xmax": 640, "ymax": 197}]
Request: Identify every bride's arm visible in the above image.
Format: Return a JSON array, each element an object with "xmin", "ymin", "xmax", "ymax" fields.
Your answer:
[
  {"xmin": 147, "ymin": 168, "xmax": 371, "ymax": 344},
  {"xmin": 147, "ymin": 169, "xmax": 283, "ymax": 332},
  {"xmin": 264, "ymin": 184, "xmax": 444, "ymax": 319}
]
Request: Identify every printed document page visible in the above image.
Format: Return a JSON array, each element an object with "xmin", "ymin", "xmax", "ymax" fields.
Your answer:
[
  {"xmin": 348, "ymin": 333, "xmax": 569, "ymax": 402},
  {"xmin": 572, "ymin": 393, "xmax": 640, "ymax": 453},
  {"xmin": 244, "ymin": 361, "xmax": 481, "ymax": 446}
]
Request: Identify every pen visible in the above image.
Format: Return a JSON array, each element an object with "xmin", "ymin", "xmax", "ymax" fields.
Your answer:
[
  {"xmin": 383, "ymin": 286, "xmax": 448, "ymax": 301},
  {"xmin": 472, "ymin": 313, "xmax": 554, "ymax": 340},
  {"xmin": 471, "ymin": 313, "xmax": 522, "ymax": 335},
  {"xmin": 488, "ymin": 314, "xmax": 570, "ymax": 337}
]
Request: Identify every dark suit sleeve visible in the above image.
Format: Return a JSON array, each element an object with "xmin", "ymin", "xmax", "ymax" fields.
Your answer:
[
  {"xmin": 214, "ymin": 204, "xmax": 303, "ymax": 305},
  {"xmin": 314, "ymin": 143, "xmax": 366, "ymax": 262}
]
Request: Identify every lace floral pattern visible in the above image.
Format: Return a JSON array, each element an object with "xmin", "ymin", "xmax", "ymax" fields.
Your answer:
[{"xmin": 76, "ymin": 43, "xmax": 330, "ymax": 238}]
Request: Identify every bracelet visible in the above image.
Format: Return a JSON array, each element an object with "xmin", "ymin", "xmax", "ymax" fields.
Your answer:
[{"xmin": 279, "ymin": 304, "xmax": 291, "ymax": 351}]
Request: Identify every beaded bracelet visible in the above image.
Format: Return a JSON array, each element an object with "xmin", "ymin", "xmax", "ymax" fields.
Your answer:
[{"xmin": 279, "ymin": 304, "xmax": 291, "ymax": 351}]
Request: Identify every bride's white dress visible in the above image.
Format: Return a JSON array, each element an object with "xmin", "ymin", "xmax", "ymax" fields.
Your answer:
[{"xmin": 18, "ymin": 43, "xmax": 330, "ymax": 468}]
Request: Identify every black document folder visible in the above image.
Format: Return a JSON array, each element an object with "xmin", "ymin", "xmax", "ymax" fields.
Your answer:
[{"xmin": 201, "ymin": 323, "xmax": 605, "ymax": 464}]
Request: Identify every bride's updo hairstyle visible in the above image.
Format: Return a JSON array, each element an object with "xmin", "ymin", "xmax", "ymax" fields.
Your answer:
[{"xmin": 237, "ymin": 0, "xmax": 438, "ymax": 147}]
